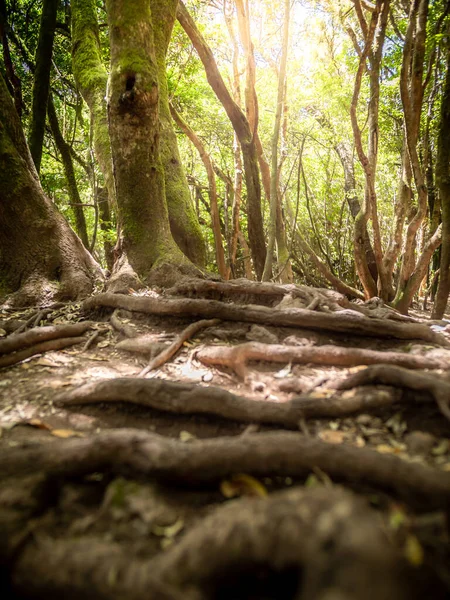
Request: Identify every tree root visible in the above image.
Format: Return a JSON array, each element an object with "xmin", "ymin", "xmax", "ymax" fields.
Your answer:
[
  {"xmin": 138, "ymin": 318, "xmax": 220, "ymax": 377},
  {"xmin": 110, "ymin": 309, "xmax": 138, "ymax": 338},
  {"xmin": 1, "ymin": 430, "xmax": 449, "ymax": 509},
  {"xmin": 196, "ymin": 341, "xmax": 446, "ymax": 379},
  {"xmin": 5, "ymin": 486, "xmax": 424, "ymax": 600},
  {"xmin": 82, "ymin": 293, "xmax": 449, "ymax": 345},
  {"xmin": 0, "ymin": 336, "xmax": 87, "ymax": 368},
  {"xmin": 150, "ymin": 486, "xmax": 414, "ymax": 600},
  {"xmin": 334, "ymin": 364, "xmax": 450, "ymax": 422},
  {"xmin": 55, "ymin": 376, "xmax": 408, "ymax": 422},
  {"xmin": 167, "ymin": 278, "xmax": 352, "ymax": 308},
  {"xmin": 0, "ymin": 321, "xmax": 93, "ymax": 355}
]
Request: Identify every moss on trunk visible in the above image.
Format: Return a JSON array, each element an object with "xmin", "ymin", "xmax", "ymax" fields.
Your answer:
[
  {"xmin": 106, "ymin": 0, "xmax": 190, "ymax": 279},
  {"xmin": 0, "ymin": 73, "xmax": 102, "ymax": 304}
]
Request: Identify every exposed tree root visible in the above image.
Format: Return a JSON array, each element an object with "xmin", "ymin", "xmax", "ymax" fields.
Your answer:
[
  {"xmin": 110, "ymin": 309, "xmax": 137, "ymax": 338},
  {"xmin": 83, "ymin": 293, "xmax": 449, "ymax": 345},
  {"xmin": 167, "ymin": 279, "xmax": 421, "ymax": 323},
  {"xmin": 0, "ymin": 336, "xmax": 87, "ymax": 368},
  {"xmin": 0, "ymin": 322, "xmax": 93, "ymax": 355},
  {"xmin": 196, "ymin": 342, "xmax": 446, "ymax": 379},
  {"xmin": 138, "ymin": 318, "xmax": 220, "ymax": 377},
  {"xmin": 335, "ymin": 365, "xmax": 450, "ymax": 422},
  {"xmin": 149, "ymin": 486, "xmax": 415, "ymax": 600},
  {"xmin": 55, "ymin": 376, "xmax": 410, "ymax": 422},
  {"xmin": 1, "ymin": 430, "xmax": 449, "ymax": 508},
  {"xmin": 3, "ymin": 485, "xmax": 424, "ymax": 600},
  {"xmin": 167, "ymin": 278, "xmax": 352, "ymax": 308}
]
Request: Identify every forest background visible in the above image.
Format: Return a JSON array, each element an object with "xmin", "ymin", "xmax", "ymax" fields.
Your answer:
[{"xmin": 0, "ymin": 0, "xmax": 449, "ymax": 317}]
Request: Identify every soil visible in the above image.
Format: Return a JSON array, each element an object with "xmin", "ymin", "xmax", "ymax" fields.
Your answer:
[{"xmin": 0, "ymin": 283, "xmax": 449, "ymax": 600}]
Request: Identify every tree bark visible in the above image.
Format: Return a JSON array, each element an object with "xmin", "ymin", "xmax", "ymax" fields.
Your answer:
[
  {"xmin": 0, "ymin": 73, "xmax": 102, "ymax": 303},
  {"xmin": 170, "ymin": 103, "xmax": 227, "ymax": 278},
  {"xmin": 47, "ymin": 95, "xmax": 90, "ymax": 249},
  {"xmin": 106, "ymin": 0, "xmax": 189, "ymax": 279},
  {"xmin": 177, "ymin": 0, "xmax": 266, "ymax": 279},
  {"xmin": 71, "ymin": 0, "xmax": 116, "ymax": 265},
  {"xmin": 28, "ymin": 0, "xmax": 58, "ymax": 173},
  {"xmin": 431, "ymin": 41, "xmax": 450, "ymax": 318},
  {"xmin": 262, "ymin": 0, "xmax": 291, "ymax": 282},
  {"xmin": 151, "ymin": 0, "xmax": 206, "ymax": 267}
]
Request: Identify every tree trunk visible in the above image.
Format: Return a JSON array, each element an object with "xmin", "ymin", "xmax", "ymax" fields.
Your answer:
[
  {"xmin": 152, "ymin": 0, "xmax": 206, "ymax": 267},
  {"xmin": 170, "ymin": 104, "xmax": 227, "ymax": 278},
  {"xmin": 262, "ymin": 0, "xmax": 290, "ymax": 281},
  {"xmin": 0, "ymin": 73, "xmax": 102, "ymax": 304},
  {"xmin": 71, "ymin": 0, "xmax": 117, "ymax": 265},
  {"xmin": 431, "ymin": 43, "xmax": 450, "ymax": 319},
  {"xmin": 28, "ymin": 0, "xmax": 58, "ymax": 173},
  {"xmin": 106, "ymin": 0, "xmax": 188, "ymax": 279},
  {"xmin": 47, "ymin": 95, "xmax": 90, "ymax": 249},
  {"xmin": 177, "ymin": 0, "xmax": 266, "ymax": 279}
]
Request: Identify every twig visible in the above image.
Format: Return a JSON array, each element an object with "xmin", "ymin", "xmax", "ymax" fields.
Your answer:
[
  {"xmin": 82, "ymin": 330, "xmax": 101, "ymax": 351},
  {"xmin": 139, "ymin": 318, "xmax": 220, "ymax": 377}
]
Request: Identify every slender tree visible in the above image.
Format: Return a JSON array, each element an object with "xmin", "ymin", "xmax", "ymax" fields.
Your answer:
[{"xmin": 28, "ymin": 0, "xmax": 58, "ymax": 173}]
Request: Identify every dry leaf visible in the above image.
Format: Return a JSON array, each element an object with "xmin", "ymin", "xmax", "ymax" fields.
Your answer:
[
  {"xmin": 318, "ymin": 430, "xmax": 347, "ymax": 444},
  {"xmin": 179, "ymin": 430, "xmax": 196, "ymax": 442},
  {"xmin": 51, "ymin": 429, "xmax": 85, "ymax": 438},
  {"xmin": 36, "ymin": 357, "xmax": 59, "ymax": 367},
  {"xmin": 404, "ymin": 534, "xmax": 424, "ymax": 566},
  {"xmin": 0, "ymin": 328, "xmax": 6, "ymax": 337},
  {"xmin": 220, "ymin": 474, "xmax": 268, "ymax": 498},
  {"xmin": 152, "ymin": 518, "xmax": 184, "ymax": 538},
  {"xmin": 376, "ymin": 444, "xmax": 400, "ymax": 454},
  {"xmin": 27, "ymin": 419, "xmax": 52, "ymax": 431},
  {"xmin": 97, "ymin": 340, "xmax": 110, "ymax": 348}
]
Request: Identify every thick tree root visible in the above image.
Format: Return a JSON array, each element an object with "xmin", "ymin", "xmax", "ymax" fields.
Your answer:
[
  {"xmin": 110, "ymin": 309, "xmax": 138, "ymax": 338},
  {"xmin": 335, "ymin": 364, "xmax": 450, "ymax": 421},
  {"xmin": 0, "ymin": 336, "xmax": 87, "ymax": 368},
  {"xmin": 4, "ymin": 486, "xmax": 424, "ymax": 600},
  {"xmin": 138, "ymin": 318, "xmax": 220, "ymax": 377},
  {"xmin": 1, "ymin": 430, "xmax": 449, "ymax": 509},
  {"xmin": 54, "ymin": 377, "xmax": 401, "ymax": 424},
  {"xmin": 167, "ymin": 278, "xmax": 354, "ymax": 308},
  {"xmin": 149, "ymin": 486, "xmax": 415, "ymax": 600},
  {"xmin": 83, "ymin": 293, "xmax": 448, "ymax": 345},
  {"xmin": 196, "ymin": 341, "xmax": 446, "ymax": 379},
  {"xmin": 0, "ymin": 321, "xmax": 93, "ymax": 354}
]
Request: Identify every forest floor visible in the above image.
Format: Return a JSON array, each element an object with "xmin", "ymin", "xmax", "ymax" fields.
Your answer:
[{"xmin": 0, "ymin": 278, "xmax": 450, "ymax": 600}]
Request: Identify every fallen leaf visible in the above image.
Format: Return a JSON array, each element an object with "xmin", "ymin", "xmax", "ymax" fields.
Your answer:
[
  {"xmin": 51, "ymin": 429, "xmax": 85, "ymax": 438},
  {"xmin": 202, "ymin": 371, "xmax": 213, "ymax": 382},
  {"xmin": 318, "ymin": 430, "xmax": 347, "ymax": 444},
  {"xmin": 376, "ymin": 444, "xmax": 400, "ymax": 454},
  {"xmin": 36, "ymin": 357, "xmax": 59, "ymax": 367},
  {"xmin": 220, "ymin": 474, "xmax": 268, "ymax": 498},
  {"xmin": 404, "ymin": 534, "xmax": 424, "ymax": 566},
  {"xmin": 27, "ymin": 419, "xmax": 52, "ymax": 431},
  {"xmin": 152, "ymin": 518, "xmax": 184, "ymax": 538},
  {"xmin": 97, "ymin": 340, "xmax": 110, "ymax": 348},
  {"xmin": 0, "ymin": 328, "xmax": 6, "ymax": 337},
  {"xmin": 179, "ymin": 430, "xmax": 196, "ymax": 442},
  {"xmin": 431, "ymin": 439, "xmax": 449, "ymax": 456}
]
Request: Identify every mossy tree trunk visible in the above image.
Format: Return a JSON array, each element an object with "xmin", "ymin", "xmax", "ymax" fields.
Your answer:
[
  {"xmin": 71, "ymin": 0, "xmax": 116, "ymax": 267},
  {"xmin": 28, "ymin": 0, "xmax": 58, "ymax": 173},
  {"xmin": 106, "ymin": 0, "xmax": 188, "ymax": 279},
  {"xmin": 431, "ymin": 41, "xmax": 450, "ymax": 319},
  {"xmin": 151, "ymin": 0, "xmax": 206, "ymax": 267},
  {"xmin": 0, "ymin": 73, "xmax": 102, "ymax": 304}
]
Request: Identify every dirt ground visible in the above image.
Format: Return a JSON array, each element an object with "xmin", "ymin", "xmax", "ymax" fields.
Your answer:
[{"xmin": 0, "ymin": 283, "xmax": 449, "ymax": 599}]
